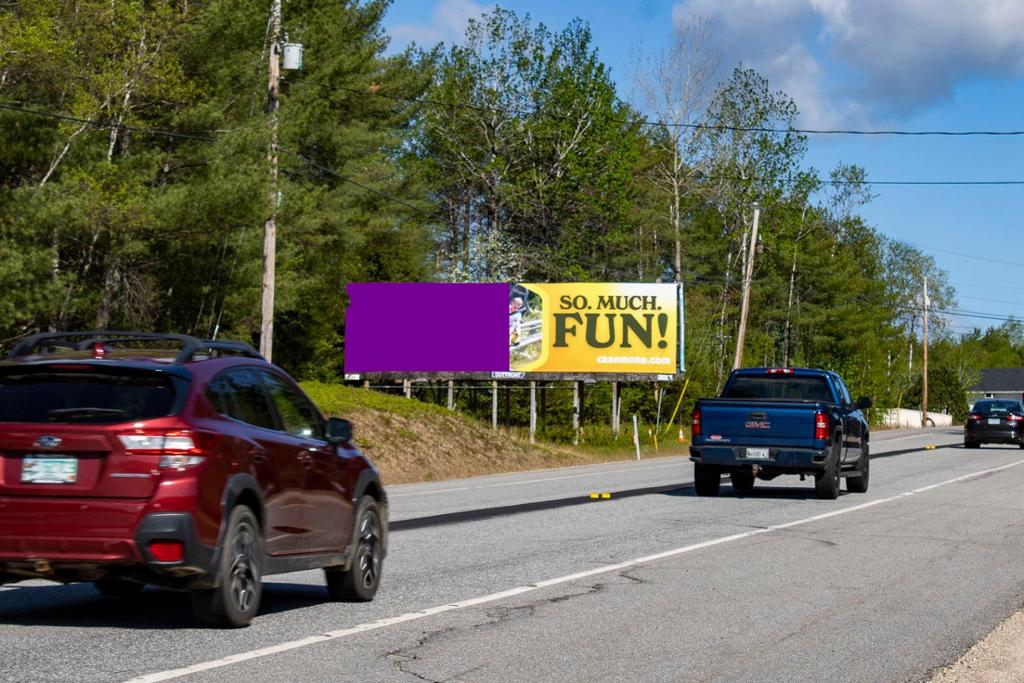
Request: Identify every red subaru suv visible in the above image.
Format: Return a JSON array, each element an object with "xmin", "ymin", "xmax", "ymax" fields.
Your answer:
[{"xmin": 0, "ymin": 331, "xmax": 386, "ymax": 627}]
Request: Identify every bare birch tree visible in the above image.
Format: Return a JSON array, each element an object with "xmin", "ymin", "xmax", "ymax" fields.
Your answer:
[{"xmin": 632, "ymin": 17, "xmax": 719, "ymax": 283}]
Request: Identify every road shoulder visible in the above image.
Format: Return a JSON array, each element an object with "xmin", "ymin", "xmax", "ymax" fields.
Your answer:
[{"xmin": 932, "ymin": 607, "xmax": 1024, "ymax": 682}]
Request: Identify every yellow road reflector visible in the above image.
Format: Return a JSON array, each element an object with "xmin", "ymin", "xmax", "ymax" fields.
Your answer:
[
  {"xmin": 601, "ymin": 492, "xmax": 612, "ymax": 499},
  {"xmin": 925, "ymin": 445, "xmax": 937, "ymax": 450},
  {"xmin": 589, "ymin": 492, "xmax": 613, "ymax": 500},
  {"xmin": 589, "ymin": 493, "xmax": 600, "ymax": 499}
]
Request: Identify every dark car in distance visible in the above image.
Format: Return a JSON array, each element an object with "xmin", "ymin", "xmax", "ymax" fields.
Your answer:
[
  {"xmin": 0, "ymin": 331, "xmax": 386, "ymax": 627},
  {"xmin": 964, "ymin": 399, "xmax": 1024, "ymax": 449}
]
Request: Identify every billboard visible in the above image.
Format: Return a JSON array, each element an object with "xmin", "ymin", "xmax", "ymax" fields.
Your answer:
[{"xmin": 345, "ymin": 282, "xmax": 682, "ymax": 376}]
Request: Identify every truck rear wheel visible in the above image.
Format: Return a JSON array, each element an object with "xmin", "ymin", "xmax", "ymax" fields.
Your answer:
[
  {"xmin": 694, "ymin": 463, "xmax": 720, "ymax": 497},
  {"xmin": 730, "ymin": 469, "xmax": 755, "ymax": 494},
  {"xmin": 815, "ymin": 450, "xmax": 841, "ymax": 500},
  {"xmin": 846, "ymin": 445, "xmax": 870, "ymax": 493}
]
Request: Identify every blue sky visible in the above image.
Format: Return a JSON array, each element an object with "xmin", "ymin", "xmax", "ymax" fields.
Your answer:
[{"xmin": 383, "ymin": 0, "xmax": 1024, "ymax": 336}]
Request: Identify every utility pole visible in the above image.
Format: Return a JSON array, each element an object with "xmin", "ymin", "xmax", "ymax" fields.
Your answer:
[
  {"xmin": 260, "ymin": 0, "xmax": 282, "ymax": 362},
  {"xmin": 733, "ymin": 203, "xmax": 760, "ymax": 370},
  {"xmin": 921, "ymin": 277, "xmax": 930, "ymax": 428}
]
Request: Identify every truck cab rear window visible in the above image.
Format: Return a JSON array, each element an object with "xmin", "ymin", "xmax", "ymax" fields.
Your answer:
[
  {"xmin": 0, "ymin": 369, "xmax": 177, "ymax": 424},
  {"xmin": 723, "ymin": 376, "xmax": 833, "ymax": 402}
]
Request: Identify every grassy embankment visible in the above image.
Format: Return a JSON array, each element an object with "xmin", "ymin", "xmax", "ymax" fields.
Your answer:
[{"xmin": 301, "ymin": 382, "xmax": 688, "ymax": 485}]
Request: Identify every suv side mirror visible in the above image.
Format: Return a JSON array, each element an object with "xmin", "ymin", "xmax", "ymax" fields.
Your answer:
[
  {"xmin": 326, "ymin": 417, "xmax": 353, "ymax": 444},
  {"xmin": 855, "ymin": 396, "xmax": 872, "ymax": 410}
]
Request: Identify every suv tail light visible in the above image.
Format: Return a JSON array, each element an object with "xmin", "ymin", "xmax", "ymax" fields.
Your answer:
[
  {"xmin": 814, "ymin": 411, "xmax": 829, "ymax": 441},
  {"xmin": 148, "ymin": 541, "xmax": 184, "ymax": 562},
  {"xmin": 117, "ymin": 429, "xmax": 205, "ymax": 469},
  {"xmin": 691, "ymin": 409, "xmax": 702, "ymax": 438}
]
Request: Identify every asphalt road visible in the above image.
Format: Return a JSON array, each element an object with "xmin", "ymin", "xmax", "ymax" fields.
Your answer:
[{"xmin": 3, "ymin": 427, "xmax": 1024, "ymax": 683}]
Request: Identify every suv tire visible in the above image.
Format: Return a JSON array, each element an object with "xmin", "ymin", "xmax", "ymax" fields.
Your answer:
[
  {"xmin": 815, "ymin": 448, "xmax": 841, "ymax": 500},
  {"xmin": 191, "ymin": 505, "xmax": 262, "ymax": 628},
  {"xmin": 94, "ymin": 578, "xmax": 144, "ymax": 597},
  {"xmin": 694, "ymin": 463, "xmax": 721, "ymax": 497},
  {"xmin": 326, "ymin": 497, "xmax": 383, "ymax": 602}
]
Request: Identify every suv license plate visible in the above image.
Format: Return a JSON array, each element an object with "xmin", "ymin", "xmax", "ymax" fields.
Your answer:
[
  {"xmin": 745, "ymin": 448, "xmax": 770, "ymax": 460},
  {"xmin": 21, "ymin": 456, "xmax": 78, "ymax": 484}
]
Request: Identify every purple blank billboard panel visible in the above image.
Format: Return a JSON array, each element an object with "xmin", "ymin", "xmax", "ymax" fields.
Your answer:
[{"xmin": 345, "ymin": 283, "xmax": 510, "ymax": 373}]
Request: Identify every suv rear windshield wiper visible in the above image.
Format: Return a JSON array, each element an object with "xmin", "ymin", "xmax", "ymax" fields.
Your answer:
[{"xmin": 47, "ymin": 407, "xmax": 128, "ymax": 420}]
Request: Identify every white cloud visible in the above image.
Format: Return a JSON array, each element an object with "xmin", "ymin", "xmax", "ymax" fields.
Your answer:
[
  {"xmin": 390, "ymin": 0, "xmax": 494, "ymax": 49},
  {"xmin": 673, "ymin": 0, "xmax": 1024, "ymax": 127}
]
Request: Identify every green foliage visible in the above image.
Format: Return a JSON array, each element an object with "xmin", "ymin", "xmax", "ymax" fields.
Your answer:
[{"xmin": 0, "ymin": 2, "xmax": 1012, "ymax": 430}]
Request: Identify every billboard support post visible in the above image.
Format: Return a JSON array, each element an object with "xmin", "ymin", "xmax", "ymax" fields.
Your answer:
[
  {"xmin": 491, "ymin": 381, "xmax": 498, "ymax": 430},
  {"xmin": 611, "ymin": 381, "xmax": 620, "ymax": 437},
  {"xmin": 632, "ymin": 414, "xmax": 641, "ymax": 460},
  {"xmin": 572, "ymin": 382, "xmax": 581, "ymax": 445},
  {"xmin": 529, "ymin": 381, "xmax": 537, "ymax": 444}
]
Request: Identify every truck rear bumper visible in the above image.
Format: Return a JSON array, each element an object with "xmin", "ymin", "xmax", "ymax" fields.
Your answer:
[{"xmin": 690, "ymin": 445, "xmax": 829, "ymax": 470}]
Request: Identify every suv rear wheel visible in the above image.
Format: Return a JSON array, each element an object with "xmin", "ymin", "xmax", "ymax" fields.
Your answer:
[
  {"xmin": 326, "ymin": 497, "xmax": 383, "ymax": 602},
  {"xmin": 191, "ymin": 505, "xmax": 262, "ymax": 628}
]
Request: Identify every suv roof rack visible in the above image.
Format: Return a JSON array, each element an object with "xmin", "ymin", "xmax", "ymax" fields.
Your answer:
[{"xmin": 6, "ymin": 331, "xmax": 265, "ymax": 364}]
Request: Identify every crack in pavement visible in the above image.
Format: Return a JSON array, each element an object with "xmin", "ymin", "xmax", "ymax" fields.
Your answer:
[{"xmin": 385, "ymin": 582, "xmax": 609, "ymax": 681}]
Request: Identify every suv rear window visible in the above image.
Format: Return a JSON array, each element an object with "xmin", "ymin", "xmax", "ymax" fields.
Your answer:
[
  {"xmin": 722, "ymin": 376, "xmax": 833, "ymax": 402},
  {"xmin": 0, "ymin": 367, "xmax": 178, "ymax": 424}
]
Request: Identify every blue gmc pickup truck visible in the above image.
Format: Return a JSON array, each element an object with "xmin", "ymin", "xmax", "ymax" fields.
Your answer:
[{"xmin": 689, "ymin": 368, "xmax": 872, "ymax": 499}]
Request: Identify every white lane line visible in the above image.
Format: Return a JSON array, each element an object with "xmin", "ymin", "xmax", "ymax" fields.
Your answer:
[
  {"xmin": 390, "ymin": 463, "xmax": 683, "ymax": 497},
  {"xmin": 389, "ymin": 486, "xmax": 472, "ymax": 498},
  {"xmin": 122, "ymin": 457, "xmax": 1024, "ymax": 683},
  {"xmin": 874, "ymin": 431, "xmax": 958, "ymax": 446}
]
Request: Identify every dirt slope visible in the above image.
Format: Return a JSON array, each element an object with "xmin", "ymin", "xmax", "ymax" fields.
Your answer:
[{"xmin": 302, "ymin": 382, "xmax": 649, "ymax": 485}]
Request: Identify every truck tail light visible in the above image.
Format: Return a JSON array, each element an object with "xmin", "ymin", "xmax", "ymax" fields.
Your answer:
[
  {"xmin": 691, "ymin": 409, "xmax": 702, "ymax": 438},
  {"xmin": 767, "ymin": 368, "xmax": 794, "ymax": 375},
  {"xmin": 117, "ymin": 429, "xmax": 206, "ymax": 469},
  {"xmin": 814, "ymin": 411, "xmax": 829, "ymax": 441}
]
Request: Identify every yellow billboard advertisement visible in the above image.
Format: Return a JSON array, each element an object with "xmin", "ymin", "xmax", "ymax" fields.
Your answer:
[{"xmin": 509, "ymin": 283, "xmax": 680, "ymax": 374}]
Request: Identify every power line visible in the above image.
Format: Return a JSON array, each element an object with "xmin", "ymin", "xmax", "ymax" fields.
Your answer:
[
  {"xmin": 0, "ymin": 101, "xmax": 220, "ymax": 142},
  {"xmin": 707, "ymin": 175, "xmax": 1024, "ymax": 187},
  {"xmin": 958, "ymin": 294, "xmax": 1024, "ymax": 307},
  {"xmin": 279, "ymin": 147, "xmax": 431, "ymax": 216},
  {"xmin": 10, "ymin": 99, "xmax": 1024, "ymax": 188},
  {"xmin": 901, "ymin": 305, "xmax": 1020, "ymax": 322},
  {"xmin": 904, "ymin": 242, "xmax": 1024, "ymax": 270},
  {"xmin": 336, "ymin": 85, "xmax": 1024, "ymax": 138}
]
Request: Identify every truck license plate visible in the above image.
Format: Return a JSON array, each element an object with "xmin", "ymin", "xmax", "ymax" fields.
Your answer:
[
  {"xmin": 21, "ymin": 456, "xmax": 78, "ymax": 484},
  {"xmin": 745, "ymin": 448, "xmax": 770, "ymax": 460}
]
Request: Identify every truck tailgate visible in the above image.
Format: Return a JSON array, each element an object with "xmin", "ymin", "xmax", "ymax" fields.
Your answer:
[{"xmin": 699, "ymin": 399, "xmax": 823, "ymax": 449}]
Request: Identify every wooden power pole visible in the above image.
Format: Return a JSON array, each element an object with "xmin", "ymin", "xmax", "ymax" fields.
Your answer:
[
  {"xmin": 733, "ymin": 203, "xmax": 760, "ymax": 370},
  {"xmin": 260, "ymin": 0, "xmax": 282, "ymax": 362},
  {"xmin": 921, "ymin": 277, "xmax": 930, "ymax": 428}
]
